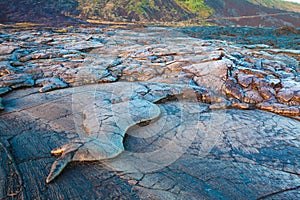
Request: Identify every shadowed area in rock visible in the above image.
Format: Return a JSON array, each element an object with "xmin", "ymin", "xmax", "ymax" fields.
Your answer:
[{"xmin": 46, "ymin": 99, "xmax": 161, "ymax": 183}]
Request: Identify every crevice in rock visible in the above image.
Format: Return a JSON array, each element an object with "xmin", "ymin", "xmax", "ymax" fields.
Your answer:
[{"xmin": 257, "ymin": 185, "xmax": 300, "ymax": 200}]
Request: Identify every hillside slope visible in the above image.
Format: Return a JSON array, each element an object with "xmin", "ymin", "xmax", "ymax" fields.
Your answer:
[
  {"xmin": 0, "ymin": 0, "xmax": 299, "ymax": 27},
  {"xmin": 205, "ymin": 0, "xmax": 300, "ymax": 27},
  {"xmin": 247, "ymin": 0, "xmax": 300, "ymax": 13},
  {"xmin": 0, "ymin": 0, "xmax": 82, "ymax": 25}
]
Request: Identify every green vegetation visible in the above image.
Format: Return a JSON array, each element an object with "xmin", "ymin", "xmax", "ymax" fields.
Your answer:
[
  {"xmin": 175, "ymin": 0, "xmax": 213, "ymax": 18},
  {"xmin": 45, "ymin": 0, "xmax": 214, "ymax": 22},
  {"xmin": 139, "ymin": 0, "xmax": 160, "ymax": 12},
  {"xmin": 46, "ymin": 0, "xmax": 298, "ymax": 23},
  {"xmin": 125, "ymin": 0, "xmax": 159, "ymax": 15}
]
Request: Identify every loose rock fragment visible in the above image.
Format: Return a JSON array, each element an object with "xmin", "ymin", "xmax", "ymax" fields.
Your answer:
[
  {"xmin": 237, "ymin": 73, "xmax": 253, "ymax": 88},
  {"xmin": 244, "ymin": 90, "xmax": 264, "ymax": 104},
  {"xmin": 293, "ymin": 90, "xmax": 300, "ymax": 102},
  {"xmin": 36, "ymin": 77, "xmax": 68, "ymax": 93},
  {"xmin": 257, "ymin": 86, "xmax": 275, "ymax": 100},
  {"xmin": 267, "ymin": 78, "xmax": 281, "ymax": 87},
  {"xmin": 230, "ymin": 100, "xmax": 253, "ymax": 110},
  {"xmin": 276, "ymin": 89, "xmax": 294, "ymax": 103},
  {"xmin": 209, "ymin": 101, "xmax": 231, "ymax": 109},
  {"xmin": 224, "ymin": 78, "xmax": 244, "ymax": 101}
]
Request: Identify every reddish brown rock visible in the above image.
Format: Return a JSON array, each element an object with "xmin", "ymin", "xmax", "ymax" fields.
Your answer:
[
  {"xmin": 276, "ymin": 89, "xmax": 294, "ymax": 103},
  {"xmin": 293, "ymin": 90, "xmax": 300, "ymax": 102},
  {"xmin": 244, "ymin": 90, "xmax": 264, "ymax": 104},
  {"xmin": 237, "ymin": 67, "xmax": 267, "ymax": 78},
  {"xmin": 257, "ymin": 86, "xmax": 275, "ymax": 100},
  {"xmin": 229, "ymin": 98, "xmax": 253, "ymax": 110},
  {"xmin": 224, "ymin": 78, "xmax": 244, "ymax": 101},
  {"xmin": 287, "ymin": 101, "xmax": 300, "ymax": 106},
  {"xmin": 253, "ymin": 77, "xmax": 271, "ymax": 87},
  {"xmin": 236, "ymin": 73, "xmax": 253, "ymax": 88},
  {"xmin": 256, "ymin": 102, "xmax": 300, "ymax": 116}
]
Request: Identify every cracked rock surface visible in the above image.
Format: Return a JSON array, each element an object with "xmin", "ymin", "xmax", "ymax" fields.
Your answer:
[{"xmin": 0, "ymin": 26, "xmax": 299, "ymax": 199}]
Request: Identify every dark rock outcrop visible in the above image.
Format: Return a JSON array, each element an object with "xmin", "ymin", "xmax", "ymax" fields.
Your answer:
[{"xmin": 0, "ymin": 26, "xmax": 299, "ymax": 199}]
